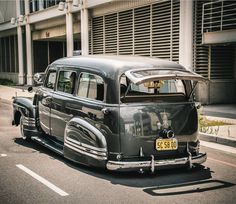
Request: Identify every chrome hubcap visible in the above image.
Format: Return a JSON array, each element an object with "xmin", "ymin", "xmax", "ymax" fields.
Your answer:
[{"xmin": 20, "ymin": 117, "xmax": 26, "ymax": 140}]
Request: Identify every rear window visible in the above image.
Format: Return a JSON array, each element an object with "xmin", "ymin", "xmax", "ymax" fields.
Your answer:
[
  {"xmin": 131, "ymin": 80, "xmax": 185, "ymax": 94},
  {"xmin": 120, "ymin": 75, "xmax": 186, "ymax": 103}
]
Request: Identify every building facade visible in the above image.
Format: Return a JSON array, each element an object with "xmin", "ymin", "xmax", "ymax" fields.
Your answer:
[{"xmin": 0, "ymin": 0, "xmax": 235, "ymax": 104}]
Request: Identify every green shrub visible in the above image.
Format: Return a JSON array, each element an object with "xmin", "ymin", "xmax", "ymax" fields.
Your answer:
[
  {"xmin": 0, "ymin": 78, "xmax": 16, "ymax": 86},
  {"xmin": 199, "ymin": 114, "xmax": 232, "ymax": 135}
]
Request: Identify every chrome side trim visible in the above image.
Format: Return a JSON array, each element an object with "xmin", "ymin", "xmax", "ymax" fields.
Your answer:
[
  {"xmin": 66, "ymin": 137, "xmax": 107, "ymax": 152},
  {"xmin": 13, "ymin": 103, "xmax": 27, "ymax": 110},
  {"xmin": 106, "ymin": 153, "xmax": 207, "ymax": 171},
  {"xmin": 64, "ymin": 143, "xmax": 107, "ymax": 161},
  {"xmin": 64, "ymin": 137, "xmax": 107, "ymax": 161},
  {"xmin": 13, "ymin": 103, "xmax": 35, "ymax": 113},
  {"xmin": 22, "ymin": 116, "xmax": 36, "ymax": 127}
]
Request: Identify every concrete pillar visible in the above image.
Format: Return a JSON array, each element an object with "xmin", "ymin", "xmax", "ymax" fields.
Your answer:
[
  {"xmin": 81, "ymin": 8, "xmax": 89, "ymax": 55},
  {"xmin": 66, "ymin": 1, "xmax": 74, "ymax": 57},
  {"xmin": 25, "ymin": 0, "xmax": 33, "ymax": 85},
  {"xmin": 16, "ymin": 0, "xmax": 24, "ymax": 84},
  {"xmin": 179, "ymin": 0, "xmax": 193, "ymax": 70}
]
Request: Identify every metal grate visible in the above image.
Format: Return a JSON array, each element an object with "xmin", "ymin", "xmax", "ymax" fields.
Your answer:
[
  {"xmin": 202, "ymin": 0, "xmax": 236, "ymax": 33},
  {"xmin": 194, "ymin": 0, "xmax": 235, "ymax": 80}
]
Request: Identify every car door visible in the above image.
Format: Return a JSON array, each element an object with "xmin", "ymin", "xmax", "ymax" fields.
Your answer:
[
  {"xmin": 50, "ymin": 68, "xmax": 78, "ymax": 142},
  {"xmin": 71, "ymin": 72, "xmax": 107, "ymax": 145},
  {"xmin": 38, "ymin": 67, "xmax": 57, "ymax": 135}
]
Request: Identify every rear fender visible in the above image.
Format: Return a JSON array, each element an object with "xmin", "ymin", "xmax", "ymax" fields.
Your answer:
[{"xmin": 64, "ymin": 117, "xmax": 108, "ymax": 167}]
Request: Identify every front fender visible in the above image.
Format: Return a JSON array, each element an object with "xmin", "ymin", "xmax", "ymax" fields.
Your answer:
[
  {"xmin": 12, "ymin": 97, "xmax": 35, "ymax": 125},
  {"xmin": 63, "ymin": 117, "xmax": 108, "ymax": 167}
]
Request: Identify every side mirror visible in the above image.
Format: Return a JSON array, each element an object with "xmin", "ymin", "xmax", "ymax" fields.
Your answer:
[
  {"xmin": 33, "ymin": 72, "xmax": 45, "ymax": 85},
  {"xmin": 27, "ymin": 86, "xmax": 33, "ymax": 93}
]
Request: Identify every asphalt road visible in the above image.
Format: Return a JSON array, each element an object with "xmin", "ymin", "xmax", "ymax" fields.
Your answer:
[{"xmin": 1, "ymin": 100, "xmax": 236, "ymax": 204}]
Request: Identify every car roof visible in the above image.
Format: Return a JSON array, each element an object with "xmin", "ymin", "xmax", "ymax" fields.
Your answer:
[{"xmin": 51, "ymin": 55, "xmax": 186, "ymax": 78}]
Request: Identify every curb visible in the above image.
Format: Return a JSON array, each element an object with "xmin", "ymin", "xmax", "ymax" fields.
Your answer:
[{"xmin": 199, "ymin": 132, "xmax": 236, "ymax": 148}]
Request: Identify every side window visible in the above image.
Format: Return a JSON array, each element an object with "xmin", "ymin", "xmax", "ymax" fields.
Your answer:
[
  {"xmin": 45, "ymin": 70, "xmax": 56, "ymax": 89},
  {"xmin": 57, "ymin": 70, "xmax": 76, "ymax": 94},
  {"xmin": 77, "ymin": 73, "xmax": 104, "ymax": 101}
]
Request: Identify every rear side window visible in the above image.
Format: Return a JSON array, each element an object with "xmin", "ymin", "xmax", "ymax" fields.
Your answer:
[
  {"xmin": 57, "ymin": 71, "xmax": 76, "ymax": 94},
  {"xmin": 77, "ymin": 73, "xmax": 104, "ymax": 101}
]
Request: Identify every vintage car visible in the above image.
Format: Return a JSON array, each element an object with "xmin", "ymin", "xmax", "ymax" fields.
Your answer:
[{"xmin": 12, "ymin": 55, "xmax": 207, "ymax": 173}]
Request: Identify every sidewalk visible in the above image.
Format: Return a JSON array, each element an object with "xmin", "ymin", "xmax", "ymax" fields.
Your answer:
[
  {"xmin": 200, "ymin": 105, "xmax": 236, "ymax": 148},
  {"xmin": 0, "ymin": 85, "xmax": 235, "ymax": 148},
  {"xmin": 0, "ymin": 85, "xmax": 34, "ymax": 104}
]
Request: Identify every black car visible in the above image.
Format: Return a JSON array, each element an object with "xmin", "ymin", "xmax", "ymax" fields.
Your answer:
[{"xmin": 12, "ymin": 55, "xmax": 207, "ymax": 173}]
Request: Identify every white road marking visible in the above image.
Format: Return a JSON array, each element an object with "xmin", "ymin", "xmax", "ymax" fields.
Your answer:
[
  {"xmin": 16, "ymin": 164, "xmax": 69, "ymax": 196},
  {"xmin": 0, "ymin": 154, "xmax": 7, "ymax": 157}
]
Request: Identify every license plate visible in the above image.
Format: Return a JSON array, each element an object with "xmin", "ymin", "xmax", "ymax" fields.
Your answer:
[{"xmin": 156, "ymin": 138, "xmax": 178, "ymax": 151}]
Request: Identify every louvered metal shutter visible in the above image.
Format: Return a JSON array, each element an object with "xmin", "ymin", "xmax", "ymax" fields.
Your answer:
[
  {"xmin": 90, "ymin": 0, "xmax": 180, "ymax": 62},
  {"xmin": 211, "ymin": 46, "xmax": 234, "ymax": 79},
  {"xmin": 105, "ymin": 13, "xmax": 118, "ymax": 54},
  {"xmin": 134, "ymin": 5, "xmax": 151, "ymax": 56},
  {"xmin": 193, "ymin": 0, "xmax": 209, "ymax": 78},
  {"xmin": 92, "ymin": 16, "xmax": 104, "ymax": 54},
  {"xmin": 148, "ymin": 0, "xmax": 180, "ymax": 61},
  {"xmin": 119, "ymin": 10, "xmax": 133, "ymax": 55},
  {"xmin": 89, "ymin": 18, "xmax": 92, "ymax": 54},
  {"xmin": 152, "ymin": 2, "xmax": 171, "ymax": 59},
  {"xmin": 172, "ymin": 1, "xmax": 180, "ymax": 62}
]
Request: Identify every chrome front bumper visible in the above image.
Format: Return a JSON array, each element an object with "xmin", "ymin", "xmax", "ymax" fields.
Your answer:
[{"xmin": 106, "ymin": 152, "xmax": 207, "ymax": 172}]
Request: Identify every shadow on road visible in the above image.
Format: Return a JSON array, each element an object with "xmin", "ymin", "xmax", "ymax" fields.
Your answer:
[
  {"xmin": 143, "ymin": 179, "xmax": 235, "ymax": 196},
  {"xmin": 14, "ymin": 136, "xmax": 235, "ymax": 196}
]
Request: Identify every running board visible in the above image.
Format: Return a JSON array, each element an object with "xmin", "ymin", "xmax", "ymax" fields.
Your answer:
[{"xmin": 31, "ymin": 136, "xmax": 64, "ymax": 156}]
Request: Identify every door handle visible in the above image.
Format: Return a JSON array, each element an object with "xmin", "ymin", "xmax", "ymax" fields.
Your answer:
[{"xmin": 102, "ymin": 108, "xmax": 110, "ymax": 115}]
